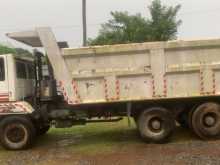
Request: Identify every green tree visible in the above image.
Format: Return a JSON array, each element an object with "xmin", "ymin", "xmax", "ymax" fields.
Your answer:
[
  {"xmin": 89, "ymin": 0, "xmax": 181, "ymax": 45},
  {"xmin": 149, "ymin": 0, "xmax": 181, "ymax": 41},
  {"xmin": 88, "ymin": 12, "xmax": 150, "ymax": 45},
  {"xmin": 0, "ymin": 44, "xmax": 16, "ymax": 55},
  {"xmin": 0, "ymin": 44, "xmax": 33, "ymax": 57}
]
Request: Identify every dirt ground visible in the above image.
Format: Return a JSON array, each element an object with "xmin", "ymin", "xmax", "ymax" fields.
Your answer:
[{"xmin": 1, "ymin": 120, "xmax": 220, "ymax": 165}]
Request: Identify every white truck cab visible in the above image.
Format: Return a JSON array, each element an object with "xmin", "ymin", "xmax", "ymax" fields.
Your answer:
[
  {"xmin": 0, "ymin": 54, "xmax": 36, "ymax": 150},
  {"xmin": 0, "ymin": 54, "xmax": 35, "ymax": 102}
]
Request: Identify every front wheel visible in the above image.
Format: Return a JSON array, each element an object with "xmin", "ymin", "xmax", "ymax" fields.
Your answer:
[{"xmin": 0, "ymin": 116, "xmax": 36, "ymax": 150}]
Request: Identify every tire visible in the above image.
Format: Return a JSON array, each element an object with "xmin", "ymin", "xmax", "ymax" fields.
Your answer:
[
  {"xmin": 0, "ymin": 116, "xmax": 36, "ymax": 150},
  {"xmin": 36, "ymin": 125, "xmax": 50, "ymax": 136},
  {"xmin": 191, "ymin": 102, "xmax": 220, "ymax": 140},
  {"xmin": 188, "ymin": 105, "xmax": 199, "ymax": 131},
  {"xmin": 137, "ymin": 107, "xmax": 175, "ymax": 143}
]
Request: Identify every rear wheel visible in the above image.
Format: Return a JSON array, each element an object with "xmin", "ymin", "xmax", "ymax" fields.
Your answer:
[
  {"xmin": 0, "ymin": 116, "xmax": 36, "ymax": 150},
  {"xmin": 137, "ymin": 107, "xmax": 175, "ymax": 143},
  {"xmin": 191, "ymin": 102, "xmax": 220, "ymax": 139}
]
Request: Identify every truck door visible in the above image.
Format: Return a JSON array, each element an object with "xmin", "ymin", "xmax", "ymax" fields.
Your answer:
[
  {"xmin": 15, "ymin": 60, "xmax": 27, "ymax": 100},
  {"xmin": 0, "ymin": 56, "xmax": 9, "ymax": 102}
]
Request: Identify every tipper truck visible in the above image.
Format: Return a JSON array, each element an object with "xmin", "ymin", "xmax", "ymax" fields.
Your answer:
[{"xmin": 1, "ymin": 27, "xmax": 220, "ymax": 150}]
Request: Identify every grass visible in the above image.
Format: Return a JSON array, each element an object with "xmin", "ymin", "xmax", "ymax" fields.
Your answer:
[{"xmin": 35, "ymin": 118, "xmax": 141, "ymax": 154}]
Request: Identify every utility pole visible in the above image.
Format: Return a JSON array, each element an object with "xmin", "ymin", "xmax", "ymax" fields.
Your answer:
[{"xmin": 82, "ymin": 0, "xmax": 87, "ymax": 46}]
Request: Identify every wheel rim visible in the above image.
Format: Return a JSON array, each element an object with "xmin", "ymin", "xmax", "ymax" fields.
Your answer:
[
  {"xmin": 138, "ymin": 108, "xmax": 175, "ymax": 143},
  {"xmin": 192, "ymin": 103, "xmax": 220, "ymax": 139},
  {"xmin": 203, "ymin": 113, "xmax": 217, "ymax": 128},
  {"xmin": 4, "ymin": 124, "xmax": 28, "ymax": 146},
  {"xmin": 149, "ymin": 117, "xmax": 162, "ymax": 133}
]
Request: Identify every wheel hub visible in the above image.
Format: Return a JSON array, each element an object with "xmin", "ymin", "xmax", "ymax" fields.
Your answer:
[
  {"xmin": 151, "ymin": 119, "xmax": 161, "ymax": 130},
  {"xmin": 204, "ymin": 115, "xmax": 216, "ymax": 127},
  {"xmin": 6, "ymin": 126, "xmax": 25, "ymax": 143}
]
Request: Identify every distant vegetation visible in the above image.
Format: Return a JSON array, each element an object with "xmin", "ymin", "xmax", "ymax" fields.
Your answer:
[
  {"xmin": 0, "ymin": 44, "xmax": 16, "ymax": 54},
  {"xmin": 89, "ymin": 0, "xmax": 182, "ymax": 45},
  {"xmin": 0, "ymin": 44, "xmax": 32, "ymax": 56},
  {"xmin": 14, "ymin": 48, "xmax": 33, "ymax": 56}
]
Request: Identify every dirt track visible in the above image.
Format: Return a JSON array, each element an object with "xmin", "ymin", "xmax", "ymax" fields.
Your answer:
[{"xmin": 1, "ymin": 124, "xmax": 220, "ymax": 165}]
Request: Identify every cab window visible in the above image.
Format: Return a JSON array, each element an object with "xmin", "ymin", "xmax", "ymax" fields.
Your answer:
[
  {"xmin": 0, "ymin": 58, "xmax": 5, "ymax": 81},
  {"xmin": 27, "ymin": 63, "xmax": 35, "ymax": 79},
  {"xmin": 16, "ymin": 61, "xmax": 27, "ymax": 79}
]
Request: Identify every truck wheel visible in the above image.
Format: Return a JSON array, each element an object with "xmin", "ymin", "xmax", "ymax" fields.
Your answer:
[
  {"xmin": 188, "ymin": 107, "xmax": 196, "ymax": 131},
  {"xmin": 36, "ymin": 125, "xmax": 50, "ymax": 136},
  {"xmin": 137, "ymin": 107, "xmax": 175, "ymax": 143},
  {"xmin": 0, "ymin": 116, "xmax": 36, "ymax": 150},
  {"xmin": 191, "ymin": 102, "xmax": 220, "ymax": 139}
]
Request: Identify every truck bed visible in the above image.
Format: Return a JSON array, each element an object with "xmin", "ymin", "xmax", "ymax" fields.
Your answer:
[{"xmin": 61, "ymin": 39, "xmax": 220, "ymax": 104}]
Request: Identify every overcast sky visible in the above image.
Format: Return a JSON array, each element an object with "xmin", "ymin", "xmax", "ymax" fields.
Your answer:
[{"xmin": 0, "ymin": 0, "xmax": 220, "ymax": 49}]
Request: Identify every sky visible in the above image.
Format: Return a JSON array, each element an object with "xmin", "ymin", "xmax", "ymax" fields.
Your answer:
[{"xmin": 0, "ymin": 0, "xmax": 220, "ymax": 49}]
